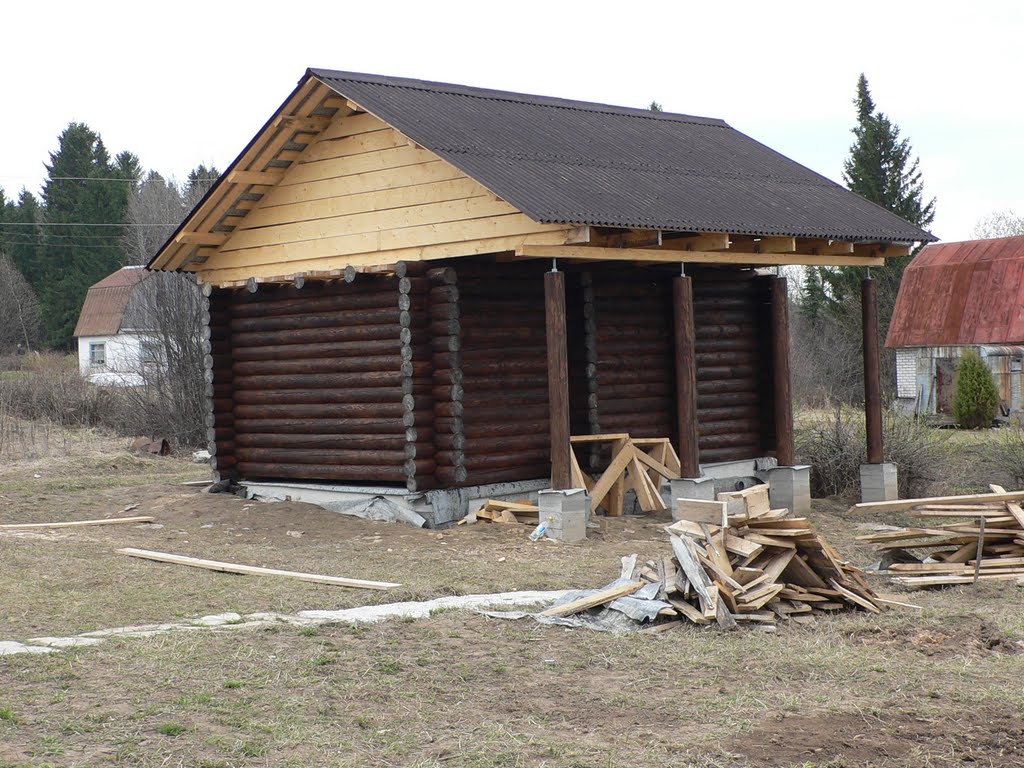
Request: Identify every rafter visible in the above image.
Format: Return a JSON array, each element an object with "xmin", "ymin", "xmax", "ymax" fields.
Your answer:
[{"xmin": 514, "ymin": 244, "xmax": 886, "ymax": 267}]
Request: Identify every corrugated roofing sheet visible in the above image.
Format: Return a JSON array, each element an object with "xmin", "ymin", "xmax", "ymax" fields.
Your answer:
[
  {"xmin": 73, "ymin": 267, "xmax": 147, "ymax": 337},
  {"xmin": 886, "ymin": 236, "xmax": 1024, "ymax": 348},
  {"xmin": 310, "ymin": 69, "xmax": 935, "ymax": 243}
]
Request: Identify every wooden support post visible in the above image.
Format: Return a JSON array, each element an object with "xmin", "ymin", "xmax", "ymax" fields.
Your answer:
[
  {"xmin": 545, "ymin": 269, "xmax": 572, "ymax": 490},
  {"xmin": 862, "ymin": 277, "xmax": 884, "ymax": 464},
  {"xmin": 771, "ymin": 277, "xmax": 795, "ymax": 466},
  {"xmin": 673, "ymin": 275, "xmax": 700, "ymax": 478}
]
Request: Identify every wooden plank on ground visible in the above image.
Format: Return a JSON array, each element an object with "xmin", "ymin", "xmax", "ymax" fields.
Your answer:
[
  {"xmin": 1, "ymin": 516, "xmax": 155, "ymax": 530},
  {"xmin": 540, "ymin": 580, "xmax": 644, "ymax": 617},
  {"xmin": 674, "ymin": 498, "xmax": 727, "ymax": 525},
  {"xmin": 851, "ymin": 491, "xmax": 1024, "ymax": 514},
  {"xmin": 116, "ymin": 548, "xmax": 399, "ymax": 590}
]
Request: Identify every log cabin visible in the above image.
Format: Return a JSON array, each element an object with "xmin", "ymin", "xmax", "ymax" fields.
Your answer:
[{"xmin": 149, "ymin": 69, "xmax": 935, "ymax": 523}]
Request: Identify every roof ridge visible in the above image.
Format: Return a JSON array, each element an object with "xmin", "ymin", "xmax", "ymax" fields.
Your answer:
[{"xmin": 308, "ymin": 68, "xmax": 729, "ymax": 128}]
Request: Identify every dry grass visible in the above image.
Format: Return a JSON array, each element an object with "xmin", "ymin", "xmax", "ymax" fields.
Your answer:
[{"xmin": 3, "ymin": 425, "xmax": 1024, "ymax": 766}]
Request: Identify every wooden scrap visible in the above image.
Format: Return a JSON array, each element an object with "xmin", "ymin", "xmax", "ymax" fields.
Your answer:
[
  {"xmin": 540, "ymin": 580, "xmax": 645, "ymax": 617},
  {"xmin": 0, "ymin": 516, "xmax": 155, "ymax": 530},
  {"xmin": 115, "ymin": 548, "xmax": 399, "ymax": 589}
]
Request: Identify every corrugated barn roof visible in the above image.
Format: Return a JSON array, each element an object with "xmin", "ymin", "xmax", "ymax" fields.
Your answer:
[
  {"xmin": 311, "ymin": 69, "xmax": 936, "ymax": 243},
  {"xmin": 73, "ymin": 266, "xmax": 148, "ymax": 338},
  {"xmin": 886, "ymin": 236, "xmax": 1024, "ymax": 348}
]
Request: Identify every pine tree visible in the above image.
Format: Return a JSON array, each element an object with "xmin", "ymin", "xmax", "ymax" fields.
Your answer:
[
  {"xmin": 39, "ymin": 123, "xmax": 139, "ymax": 348},
  {"xmin": 798, "ymin": 75, "xmax": 936, "ymax": 398},
  {"xmin": 953, "ymin": 350, "xmax": 999, "ymax": 428},
  {"xmin": 0, "ymin": 189, "xmax": 44, "ymax": 289}
]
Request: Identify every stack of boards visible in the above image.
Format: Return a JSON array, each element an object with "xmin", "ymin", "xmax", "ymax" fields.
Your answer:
[
  {"xmin": 855, "ymin": 485, "xmax": 1024, "ymax": 587},
  {"xmin": 664, "ymin": 484, "xmax": 883, "ymax": 627},
  {"xmin": 460, "ymin": 499, "xmax": 540, "ymax": 525}
]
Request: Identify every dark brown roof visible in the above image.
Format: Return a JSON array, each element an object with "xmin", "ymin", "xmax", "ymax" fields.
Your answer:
[
  {"xmin": 73, "ymin": 267, "xmax": 148, "ymax": 337},
  {"xmin": 886, "ymin": 236, "xmax": 1024, "ymax": 348},
  {"xmin": 310, "ymin": 69, "xmax": 936, "ymax": 244}
]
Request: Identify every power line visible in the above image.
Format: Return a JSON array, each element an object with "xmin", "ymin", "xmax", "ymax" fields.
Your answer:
[{"xmin": 0, "ymin": 221, "xmax": 175, "ymax": 227}]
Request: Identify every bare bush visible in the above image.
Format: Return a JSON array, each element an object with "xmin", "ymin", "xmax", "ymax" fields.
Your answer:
[
  {"xmin": 992, "ymin": 425, "xmax": 1024, "ymax": 487},
  {"xmin": 0, "ymin": 353, "xmax": 117, "ymax": 427},
  {"xmin": 795, "ymin": 403, "xmax": 947, "ymax": 499},
  {"xmin": 0, "ymin": 251, "xmax": 42, "ymax": 353}
]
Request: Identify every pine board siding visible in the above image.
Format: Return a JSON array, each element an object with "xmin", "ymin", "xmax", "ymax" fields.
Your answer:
[{"xmin": 196, "ymin": 115, "xmax": 572, "ymax": 282}]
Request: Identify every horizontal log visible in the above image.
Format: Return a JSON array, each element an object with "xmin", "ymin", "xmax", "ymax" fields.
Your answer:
[
  {"xmin": 232, "ymin": 325, "xmax": 409, "ymax": 348},
  {"xmin": 440, "ymin": 465, "xmax": 547, "ymax": 486},
  {"xmin": 230, "ymin": 290, "xmax": 401, "ymax": 318},
  {"xmin": 235, "ymin": 433, "xmax": 414, "ymax": 451},
  {"xmin": 460, "ymin": 326, "xmax": 548, "ymax": 346},
  {"xmin": 596, "ymin": 339, "xmax": 672, "ymax": 357},
  {"xmin": 233, "ymin": 389, "xmax": 407, "ymax": 407},
  {"xmin": 698, "ymin": 419, "xmax": 762, "ymax": 436},
  {"xmin": 428, "ymin": 302, "xmax": 459, "ymax": 321},
  {"xmin": 431, "ymin": 384, "xmax": 465, "ymax": 402},
  {"xmin": 232, "ymin": 339, "xmax": 403, "ymax": 361},
  {"xmin": 397, "ymin": 276, "xmax": 430, "ymax": 295},
  {"xmin": 238, "ymin": 462, "xmax": 407, "ymax": 483},
  {"xmin": 232, "ymin": 357, "xmax": 430, "ymax": 377},
  {"xmin": 231, "ymin": 307, "xmax": 428, "ymax": 334},
  {"xmin": 429, "ymin": 285, "xmax": 459, "ymax": 303},
  {"xmin": 600, "ymin": 381, "xmax": 672, "ymax": 399},
  {"xmin": 458, "ymin": 419, "xmax": 548, "ymax": 439},
  {"xmin": 696, "ymin": 379, "xmax": 759, "ymax": 396},
  {"xmin": 427, "ymin": 266, "xmax": 456, "ymax": 285},
  {"xmin": 698, "ymin": 432, "xmax": 762, "ymax": 450},
  {"xmin": 461, "ymin": 433, "xmax": 550, "ymax": 453},
  {"xmin": 696, "ymin": 351, "xmax": 758, "ymax": 368},
  {"xmin": 233, "ymin": 372, "xmax": 405, "ymax": 391},
  {"xmin": 463, "ymin": 403, "xmax": 549, "ymax": 423},
  {"xmin": 694, "ymin": 336, "xmax": 759, "ymax": 353},
  {"xmin": 235, "ymin": 403, "xmax": 409, "ymax": 419},
  {"xmin": 461, "ymin": 388, "xmax": 548, "ymax": 407},
  {"xmin": 461, "ymin": 359, "xmax": 549, "ymax": 377},
  {"xmin": 697, "ymin": 391, "xmax": 761, "ymax": 407},
  {"xmin": 699, "ymin": 446, "xmax": 762, "ymax": 463},
  {"xmin": 454, "ymin": 450, "xmax": 551, "ymax": 470},
  {"xmin": 451, "ymin": 373, "xmax": 548, "ymax": 391},
  {"xmin": 429, "ymin": 318, "xmax": 461, "ymax": 337},
  {"xmin": 407, "ymin": 475, "xmax": 437, "ymax": 492},
  {"xmin": 433, "ymin": 416, "xmax": 464, "ymax": 435},
  {"xmin": 693, "ymin": 324, "xmax": 757, "ymax": 340},
  {"xmin": 236, "ymin": 447, "xmax": 409, "ymax": 465},
  {"xmin": 213, "ymin": 455, "xmax": 237, "ymax": 469},
  {"xmin": 233, "ymin": 418, "xmax": 408, "ymax": 435},
  {"xmin": 598, "ymin": 396, "xmax": 671, "ymax": 416},
  {"xmin": 697, "ymin": 405, "xmax": 761, "ymax": 422},
  {"xmin": 433, "ymin": 433, "xmax": 466, "ymax": 451}
]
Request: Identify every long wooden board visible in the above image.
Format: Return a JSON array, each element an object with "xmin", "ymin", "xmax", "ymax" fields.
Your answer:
[
  {"xmin": 0, "ymin": 516, "xmax": 155, "ymax": 530},
  {"xmin": 116, "ymin": 548, "xmax": 399, "ymax": 590},
  {"xmin": 851, "ymin": 491, "xmax": 1024, "ymax": 514},
  {"xmin": 540, "ymin": 581, "xmax": 644, "ymax": 617}
]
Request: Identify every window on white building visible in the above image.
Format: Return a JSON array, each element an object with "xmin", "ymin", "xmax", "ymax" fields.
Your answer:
[
  {"xmin": 140, "ymin": 339, "xmax": 160, "ymax": 365},
  {"xmin": 89, "ymin": 342, "xmax": 106, "ymax": 367}
]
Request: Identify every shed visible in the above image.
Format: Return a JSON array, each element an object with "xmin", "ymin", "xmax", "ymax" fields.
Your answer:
[
  {"xmin": 887, "ymin": 236, "xmax": 1024, "ymax": 417},
  {"xmin": 149, "ymin": 69, "xmax": 934, "ymax": 521},
  {"xmin": 73, "ymin": 266, "xmax": 155, "ymax": 386}
]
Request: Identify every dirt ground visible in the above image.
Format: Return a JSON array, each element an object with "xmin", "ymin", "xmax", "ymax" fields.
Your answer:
[{"xmin": 2, "ymin": 431, "xmax": 1024, "ymax": 767}]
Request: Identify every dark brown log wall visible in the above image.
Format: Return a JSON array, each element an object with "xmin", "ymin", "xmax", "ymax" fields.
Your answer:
[
  {"xmin": 217, "ymin": 277, "xmax": 422, "ymax": 488},
  {"xmin": 453, "ymin": 261, "xmax": 552, "ymax": 486}
]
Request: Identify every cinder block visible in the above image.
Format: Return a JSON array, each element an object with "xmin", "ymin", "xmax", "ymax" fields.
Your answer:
[
  {"xmin": 538, "ymin": 488, "xmax": 589, "ymax": 543},
  {"xmin": 860, "ymin": 463, "xmax": 898, "ymax": 502},
  {"xmin": 766, "ymin": 465, "xmax": 811, "ymax": 514},
  {"xmin": 670, "ymin": 476, "xmax": 716, "ymax": 502}
]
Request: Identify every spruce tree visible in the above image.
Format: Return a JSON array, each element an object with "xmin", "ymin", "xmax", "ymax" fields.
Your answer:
[
  {"xmin": 39, "ymin": 123, "xmax": 139, "ymax": 348},
  {"xmin": 0, "ymin": 189, "xmax": 44, "ymax": 289},
  {"xmin": 953, "ymin": 350, "xmax": 999, "ymax": 428}
]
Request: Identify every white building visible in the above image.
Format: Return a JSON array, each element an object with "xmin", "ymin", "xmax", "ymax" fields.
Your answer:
[{"xmin": 73, "ymin": 266, "xmax": 158, "ymax": 386}]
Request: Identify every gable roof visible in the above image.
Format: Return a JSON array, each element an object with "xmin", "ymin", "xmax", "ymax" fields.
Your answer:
[
  {"xmin": 886, "ymin": 236, "xmax": 1024, "ymax": 348},
  {"xmin": 73, "ymin": 266, "xmax": 148, "ymax": 338},
  {"xmin": 310, "ymin": 69, "xmax": 935, "ymax": 243},
  {"xmin": 149, "ymin": 69, "xmax": 935, "ymax": 275}
]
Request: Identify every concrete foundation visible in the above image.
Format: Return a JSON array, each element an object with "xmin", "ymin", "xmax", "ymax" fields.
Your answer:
[
  {"xmin": 669, "ymin": 476, "xmax": 717, "ymax": 502},
  {"xmin": 242, "ymin": 478, "xmax": 551, "ymax": 528},
  {"xmin": 537, "ymin": 488, "xmax": 590, "ymax": 543},
  {"xmin": 766, "ymin": 465, "xmax": 811, "ymax": 514},
  {"xmin": 860, "ymin": 462, "xmax": 899, "ymax": 503}
]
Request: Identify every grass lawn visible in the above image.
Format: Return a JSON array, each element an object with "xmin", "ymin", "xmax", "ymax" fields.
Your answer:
[{"xmin": 2, "ymin": 426, "xmax": 1024, "ymax": 766}]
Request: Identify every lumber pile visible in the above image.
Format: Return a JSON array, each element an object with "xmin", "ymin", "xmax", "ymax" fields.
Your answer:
[
  {"xmin": 534, "ymin": 487, "xmax": 882, "ymax": 631},
  {"xmin": 460, "ymin": 500, "xmax": 540, "ymax": 525},
  {"xmin": 855, "ymin": 485, "xmax": 1024, "ymax": 587},
  {"xmin": 659, "ymin": 487, "xmax": 882, "ymax": 626}
]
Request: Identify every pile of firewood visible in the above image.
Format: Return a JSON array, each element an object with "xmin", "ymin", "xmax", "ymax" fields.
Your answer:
[{"xmin": 855, "ymin": 484, "xmax": 1024, "ymax": 587}]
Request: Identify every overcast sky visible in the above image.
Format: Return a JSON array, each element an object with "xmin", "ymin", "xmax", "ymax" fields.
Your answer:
[{"xmin": 3, "ymin": 1, "xmax": 1022, "ymax": 242}]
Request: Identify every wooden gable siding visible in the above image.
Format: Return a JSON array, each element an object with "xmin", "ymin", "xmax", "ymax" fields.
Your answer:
[{"xmin": 193, "ymin": 113, "xmax": 573, "ymax": 284}]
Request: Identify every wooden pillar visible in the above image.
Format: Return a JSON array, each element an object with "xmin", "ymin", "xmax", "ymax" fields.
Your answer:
[
  {"xmin": 545, "ymin": 270, "xmax": 572, "ymax": 489},
  {"xmin": 862, "ymin": 277, "xmax": 884, "ymax": 464},
  {"xmin": 771, "ymin": 276, "xmax": 795, "ymax": 466},
  {"xmin": 673, "ymin": 275, "xmax": 700, "ymax": 478}
]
